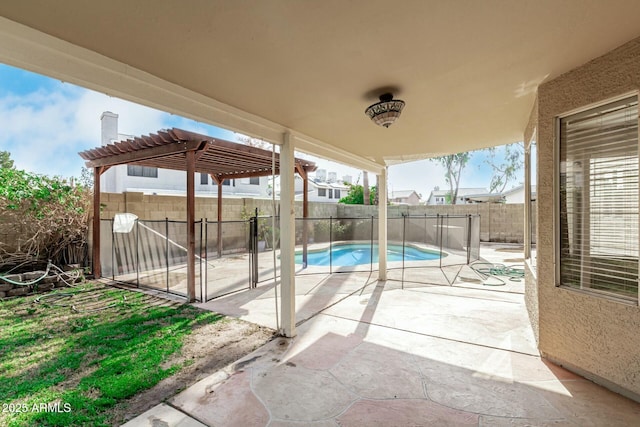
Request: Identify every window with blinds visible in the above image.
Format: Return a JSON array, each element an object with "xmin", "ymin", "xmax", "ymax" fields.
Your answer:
[
  {"xmin": 526, "ymin": 138, "xmax": 537, "ymax": 267},
  {"xmin": 559, "ymin": 96, "xmax": 638, "ymax": 301},
  {"xmin": 127, "ymin": 165, "xmax": 158, "ymax": 178}
]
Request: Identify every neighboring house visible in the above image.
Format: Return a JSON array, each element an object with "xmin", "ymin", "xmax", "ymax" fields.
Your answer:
[
  {"xmin": 456, "ymin": 185, "xmax": 538, "ymax": 204},
  {"xmin": 501, "ymin": 184, "xmax": 536, "ymax": 204},
  {"xmin": 306, "ymin": 179, "xmax": 349, "ymax": 203},
  {"xmin": 462, "ymin": 192, "xmax": 505, "ymax": 204},
  {"xmin": 273, "ymin": 174, "xmax": 350, "ymax": 203},
  {"xmin": 426, "ymin": 188, "xmax": 488, "ymax": 205},
  {"xmin": 390, "ymin": 190, "xmax": 421, "ymax": 205},
  {"xmin": 100, "ymin": 112, "xmax": 270, "ymax": 197}
]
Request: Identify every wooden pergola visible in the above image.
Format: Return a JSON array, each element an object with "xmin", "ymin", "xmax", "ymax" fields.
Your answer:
[{"xmin": 79, "ymin": 128, "xmax": 317, "ymax": 301}]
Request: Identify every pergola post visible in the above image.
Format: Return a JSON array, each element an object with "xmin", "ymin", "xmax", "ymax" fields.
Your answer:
[
  {"xmin": 280, "ymin": 132, "xmax": 296, "ymax": 337},
  {"xmin": 377, "ymin": 168, "xmax": 388, "ymax": 281},
  {"xmin": 211, "ymin": 175, "xmax": 223, "ymax": 258},
  {"xmin": 92, "ymin": 166, "xmax": 103, "ymax": 278},
  {"xmin": 186, "ymin": 150, "xmax": 196, "ymax": 302}
]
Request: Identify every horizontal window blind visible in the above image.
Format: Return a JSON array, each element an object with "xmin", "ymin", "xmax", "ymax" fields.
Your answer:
[
  {"xmin": 528, "ymin": 141, "xmax": 537, "ymax": 267},
  {"xmin": 127, "ymin": 165, "xmax": 158, "ymax": 178},
  {"xmin": 559, "ymin": 97, "xmax": 638, "ymax": 300}
]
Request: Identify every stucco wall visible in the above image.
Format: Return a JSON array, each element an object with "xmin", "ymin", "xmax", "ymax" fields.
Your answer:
[
  {"xmin": 536, "ymin": 36, "xmax": 640, "ymax": 399},
  {"xmin": 99, "ymin": 192, "xmax": 338, "ymax": 221},
  {"xmin": 524, "ymin": 263, "xmax": 539, "ymax": 345},
  {"xmin": 99, "ymin": 193, "xmax": 529, "ymax": 243},
  {"xmin": 339, "ymin": 203, "xmax": 530, "ymax": 243}
]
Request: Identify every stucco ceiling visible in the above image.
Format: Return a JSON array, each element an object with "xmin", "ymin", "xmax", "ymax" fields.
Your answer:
[{"xmin": 1, "ymin": 0, "xmax": 640, "ymax": 167}]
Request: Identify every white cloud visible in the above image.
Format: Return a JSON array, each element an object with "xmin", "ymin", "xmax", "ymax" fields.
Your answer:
[
  {"xmin": 74, "ymin": 90, "xmax": 168, "ymax": 146},
  {"xmin": 0, "ymin": 84, "xmax": 175, "ymax": 177},
  {"xmin": 0, "ymin": 86, "xmax": 82, "ymax": 176},
  {"xmin": 389, "ymin": 159, "xmax": 449, "ymax": 199}
]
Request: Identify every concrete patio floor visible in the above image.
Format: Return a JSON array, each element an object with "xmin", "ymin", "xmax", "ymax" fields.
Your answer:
[{"xmin": 123, "ymin": 245, "xmax": 640, "ymax": 426}]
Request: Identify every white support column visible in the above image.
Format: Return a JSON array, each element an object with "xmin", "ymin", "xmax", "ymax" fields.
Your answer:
[
  {"xmin": 377, "ymin": 167, "xmax": 388, "ymax": 281},
  {"xmin": 524, "ymin": 143, "xmax": 531, "ymax": 260},
  {"xmin": 280, "ymin": 132, "xmax": 297, "ymax": 337}
]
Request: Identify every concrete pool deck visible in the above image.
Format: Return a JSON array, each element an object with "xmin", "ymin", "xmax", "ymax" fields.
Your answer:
[{"xmin": 122, "ymin": 244, "xmax": 640, "ymax": 426}]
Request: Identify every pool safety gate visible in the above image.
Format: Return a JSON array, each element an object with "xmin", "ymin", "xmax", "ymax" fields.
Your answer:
[{"xmin": 99, "ymin": 213, "xmax": 480, "ymax": 301}]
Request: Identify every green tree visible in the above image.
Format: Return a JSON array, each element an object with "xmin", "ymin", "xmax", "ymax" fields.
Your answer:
[
  {"xmin": 362, "ymin": 171, "xmax": 370, "ymax": 205},
  {"xmin": 430, "ymin": 152, "xmax": 471, "ymax": 205},
  {"xmin": 0, "ymin": 150, "xmax": 14, "ymax": 169},
  {"xmin": 78, "ymin": 166, "xmax": 94, "ymax": 188},
  {"xmin": 339, "ymin": 184, "xmax": 376, "ymax": 205},
  {"xmin": 484, "ymin": 142, "xmax": 524, "ymax": 193}
]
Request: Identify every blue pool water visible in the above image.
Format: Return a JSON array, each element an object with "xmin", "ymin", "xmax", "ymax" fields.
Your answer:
[{"xmin": 295, "ymin": 243, "xmax": 441, "ymax": 267}]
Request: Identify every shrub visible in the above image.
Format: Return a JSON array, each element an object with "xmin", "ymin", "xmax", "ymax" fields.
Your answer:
[
  {"xmin": 0, "ymin": 168, "xmax": 91, "ymax": 269},
  {"xmin": 313, "ymin": 219, "xmax": 353, "ymax": 243}
]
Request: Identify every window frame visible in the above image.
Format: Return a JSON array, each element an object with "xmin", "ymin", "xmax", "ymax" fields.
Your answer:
[
  {"xmin": 525, "ymin": 130, "xmax": 536, "ymax": 269},
  {"xmin": 127, "ymin": 165, "xmax": 158, "ymax": 178},
  {"xmin": 554, "ymin": 93, "xmax": 639, "ymax": 304}
]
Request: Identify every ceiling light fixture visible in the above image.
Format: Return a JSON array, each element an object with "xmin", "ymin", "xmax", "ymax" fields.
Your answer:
[{"xmin": 365, "ymin": 93, "xmax": 405, "ymax": 128}]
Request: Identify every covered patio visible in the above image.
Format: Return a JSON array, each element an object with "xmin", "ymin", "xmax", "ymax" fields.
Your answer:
[{"xmin": 2, "ymin": 0, "xmax": 640, "ymax": 422}]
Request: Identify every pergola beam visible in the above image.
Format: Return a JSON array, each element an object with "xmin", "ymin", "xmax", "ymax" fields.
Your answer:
[{"xmin": 84, "ymin": 139, "xmax": 204, "ymax": 168}]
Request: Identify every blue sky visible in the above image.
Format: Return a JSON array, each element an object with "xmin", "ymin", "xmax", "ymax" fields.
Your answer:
[{"xmin": 0, "ymin": 63, "xmax": 523, "ymax": 199}]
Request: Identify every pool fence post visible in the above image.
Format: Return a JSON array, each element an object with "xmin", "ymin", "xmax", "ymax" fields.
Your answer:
[
  {"xmin": 204, "ymin": 218, "xmax": 208, "ymax": 302},
  {"xmin": 402, "ymin": 214, "xmax": 407, "ymax": 270},
  {"xmin": 329, "ymin": 216, "xmax": 333, "ymax": 275},
  {"xmin": 424, "ymin": 213, "xmax": 427, "ymax": 246},
  {"xmin": 438, "ymin": 214, "xmax": 443, "ymax": 269},
  {"xmin": 248, "ymin": 217, "xmax": 253, "ymax": 288},
  {"xmin": 370, "ymin": 215, "xmax": 374, "ymax": 272},
  {"xmin": 165, "ymin": 218, "xmax": 169, "ymax": 294},
  {"xmin": 402, "ymin": 214, "xmax": 406, "ymax": 288},
  {"xmin": 111, "ymin": 218, "xmax": 115, "ymax": 280},
  {"xmin": 135, "ymin": 218, "xmax": 140, "ymax": 288},
  {"xmin": 466, "ymin": 215, "xmax": 472, "ymax": 265},
  {"xmin": 199, "ymin": 219, "xmax": 203, "ymax": 302}
]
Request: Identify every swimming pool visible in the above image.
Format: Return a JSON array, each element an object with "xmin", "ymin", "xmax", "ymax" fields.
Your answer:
[{"xmin": 295, "ymin": 243, "xmax": 441, "ymax": 267}]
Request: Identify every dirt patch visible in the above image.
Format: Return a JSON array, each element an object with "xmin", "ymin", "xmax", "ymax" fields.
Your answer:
[{"xmin": 112, "ymin": 317, "xmax": 274, "ymax": 425}]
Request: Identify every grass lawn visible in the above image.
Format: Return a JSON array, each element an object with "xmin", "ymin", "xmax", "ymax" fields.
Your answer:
[{"xmin": 0, "ymin": 282, "xmax": 230, "ymax": 426}]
